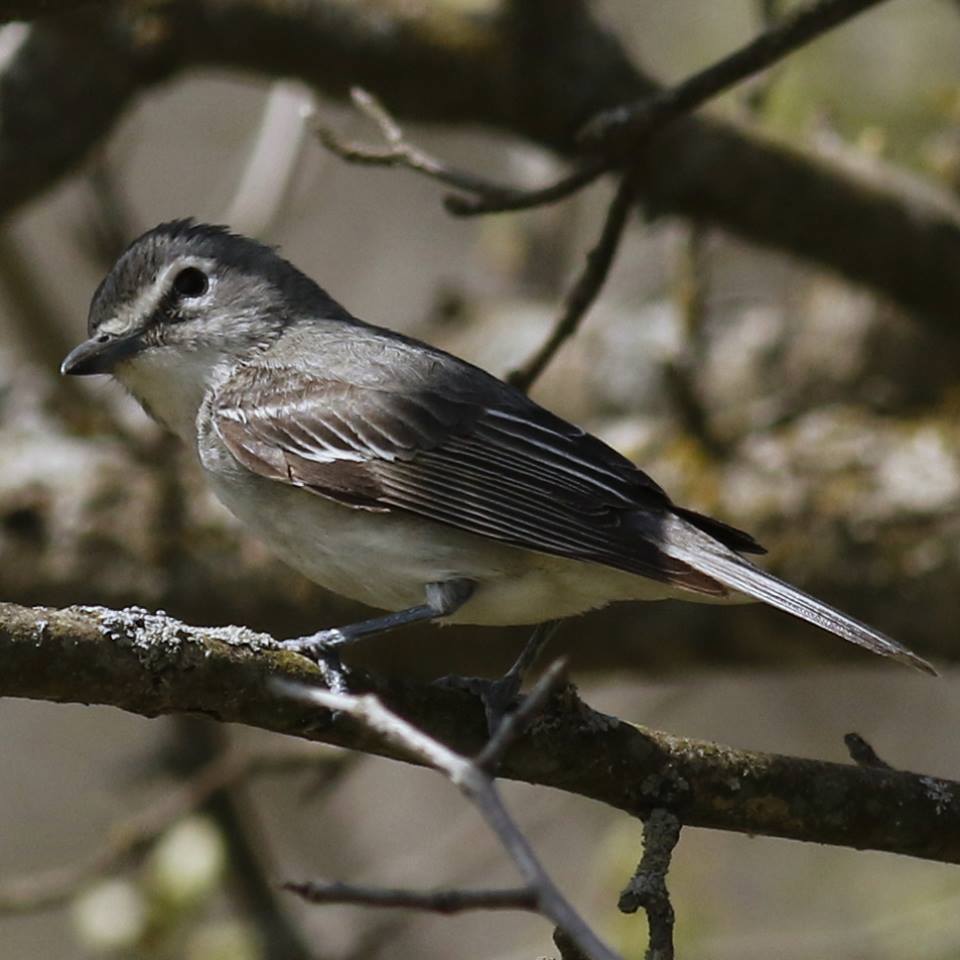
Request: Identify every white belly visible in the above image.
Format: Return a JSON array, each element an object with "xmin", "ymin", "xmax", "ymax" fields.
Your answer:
[{"xmin": 201, "ymin": 454, "xmax": 681, "ymax": 626}]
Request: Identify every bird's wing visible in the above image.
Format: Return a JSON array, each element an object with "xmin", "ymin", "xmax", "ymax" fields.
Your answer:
[{"xmin": 211, "ymin": 361, "xmax": 757, "ymax": 596}]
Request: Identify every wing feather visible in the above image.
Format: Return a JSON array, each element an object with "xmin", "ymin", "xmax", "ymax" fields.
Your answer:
[{"xmin": 211, "ymin": 363, "xmax": 753, "ymax": 595}]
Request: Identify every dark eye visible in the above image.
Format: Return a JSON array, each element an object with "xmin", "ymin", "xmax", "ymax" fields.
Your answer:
[{"xmin": 172, "ymin": 267, "xmax": 209, "ymax": 298}]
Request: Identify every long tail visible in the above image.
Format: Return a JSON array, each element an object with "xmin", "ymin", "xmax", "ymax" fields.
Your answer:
[{"xmin": 659, "ymin": 516, "xmax": 936, "ymax": 675}]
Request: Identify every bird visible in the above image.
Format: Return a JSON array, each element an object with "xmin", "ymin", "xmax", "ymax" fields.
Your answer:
[{"xmin": 60, "ymin": 219, "xmax": 934, "ymax": 677}]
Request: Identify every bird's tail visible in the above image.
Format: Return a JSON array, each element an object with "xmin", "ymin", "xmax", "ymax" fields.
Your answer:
[{"xmin": 658, "ymin": 515, "xmax": 936, "ymax": 675}]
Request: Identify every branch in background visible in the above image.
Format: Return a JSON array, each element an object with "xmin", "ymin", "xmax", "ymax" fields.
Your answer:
[
  {"xmin": 277, "ymin": 673, "xmax": 623, "ymax": 960},
  {"xmin": 0, "ymin": 744, "xmax": 344, "ymax": 913},
  {"xmin": 226, "ymin": 80, "xmax": 317, "ymax": 238},
  {"xmin": 285, "ymin": 880, "xmax": 536, "ymax": 914},
  {"xmin": 313, "ymin": 88, "xmax": 604, "ymax": 218},
  {"xmin": 444, "ymin": 160, "xmax": 608, "ymax": 217},
  {"xmin": 0, "ymin": 0, "xmax": 111, "ymax": 21},
  {"xmin": 76, "ymin": 150, "xmax": 140, "ymax": 271},
  {"xmin": 662, "ymin": 226, "xmax": 727, "ymax": 457},
  {"xmin": 743, "ymin": 0, "xmax": 789, "ymax": 113},
  {"xmin": 618, "ymin": 810, "xmax": 682, "ymax": 960},
  {"xmin": 2, "ymin": 600, "xmax": 959, "ymax": 865},
  {"xmin": 507, "ymin": 176, "xmax": 635, "ymax": 391},
  {"xmin": 2, "ymin": 2, "xmax": 960, "ymax": 326},
  {"xmin": 580, "ymin": 0, "xmax": 894, "ymax": 151}
]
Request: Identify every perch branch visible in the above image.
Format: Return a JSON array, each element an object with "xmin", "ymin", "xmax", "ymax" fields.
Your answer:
[{"xmin": 0, "ymin": 601, "xmax": 958, "ymax": 865}]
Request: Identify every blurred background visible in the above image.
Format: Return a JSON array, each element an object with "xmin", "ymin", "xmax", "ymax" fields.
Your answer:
[{"xmin": 2, "ymin": 0, "xmax": 960, "ymax": 957}]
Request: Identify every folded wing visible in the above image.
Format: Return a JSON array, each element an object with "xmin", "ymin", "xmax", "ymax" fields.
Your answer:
[{"xmin": 211, "ymin": 363, "xmax": 756, "ymax": 597}]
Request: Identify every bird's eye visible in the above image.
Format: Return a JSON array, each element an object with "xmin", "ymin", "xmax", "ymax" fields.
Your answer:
[{"xmin": 172, "ymin": 267, "xmax": 209, "ymax": 298}]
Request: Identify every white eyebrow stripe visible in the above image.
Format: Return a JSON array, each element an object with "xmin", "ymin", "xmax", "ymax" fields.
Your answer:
[{"xmin": 96, "ymin": 256, "xmax": 219, "ymax": 336}]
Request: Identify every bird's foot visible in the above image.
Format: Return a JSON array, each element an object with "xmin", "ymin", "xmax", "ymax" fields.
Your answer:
[
  {"xmin": 432, "ymin": 673, "xmax": 518, "ymax": 736},
  {"xmin": 279, "ymin": 629, "xmax": 352, "ymax": 694},
  {"xmin": 435, "ymin": 672, "xmax": 524, "ymax": 737},
  {"xmin": 437, "ymin": 622, "xmax": 559, "ymax": 735}
]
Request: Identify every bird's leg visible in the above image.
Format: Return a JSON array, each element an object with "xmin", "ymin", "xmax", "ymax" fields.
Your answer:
[
  {"xmin": 439, "ymin": 620, "xmax": 561, "ymax": 735},
  {"xmin": 280, "ymin": 579, "xmax": 476, "ymax": 692}
]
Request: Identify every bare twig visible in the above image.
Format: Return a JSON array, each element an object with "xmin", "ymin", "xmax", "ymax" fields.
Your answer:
[
  {"xmin": 844, "ymin": 733, "xmax": 893, "ymax": 770},
  {"xmin": 554, "ymin": 926, "xmax": 592, "ymax": 960},
  {"xmin": 474, "ymin": 654, "xmax": 567, "ymax": 772},
  {"xmin": 284, "ymin": 880, "xmax": 537, "ymax": 914},
  {"xmin": 314, "ymin": 88, "xmax": 606, "ymax": 217},
  {"xmin": 444, "ymin": 160, "xmax": 608, "ymax": 217},
  {"xmin": 744, "ymin": 0, "xmax": 788, "ymax": 113},
  {"xmin": 581, "ymin": 0, "xmax": 894, "ymax": 150},
  {"xmin": 0, "ymin": 746, "xmax": 344, "ymax": 914},
  {"xmin": 618, "ymin": 809, "xmax": 682, "ymax": 960},
  {"xmin": 508, "ymin": 176, "xmax": 634, "ymax": 391},
  {"xmin": 275, "ymin": 680, "xmax": 623, "ymax": 960}
]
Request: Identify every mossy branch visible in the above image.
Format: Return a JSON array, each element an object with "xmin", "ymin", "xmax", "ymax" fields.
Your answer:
[{"xmin": 3, "ymin": 599, "xmax": 958, "ymax": 865}]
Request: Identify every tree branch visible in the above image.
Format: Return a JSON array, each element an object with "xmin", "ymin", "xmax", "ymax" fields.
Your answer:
[
  {"xmin": 580, "ymin": 0, "xmax": 894, "ymax": 151},
  {"xmin": 618, "ymin": 810, "xmax": 682, "ymax": 960},
  {"xmin": 4, "ymin": 2, "xmax": 960, "ymax": 327},
  {"xmin": 507, "ymin": 175, "xmax": 635, "ymax": 392},
  {"xmin": 284, "ymin": 880, "xmax": 537, "ymax": 914},
  {"xmin": 3, "ymin": 600, "xmax": 959, "ymax": 866}
]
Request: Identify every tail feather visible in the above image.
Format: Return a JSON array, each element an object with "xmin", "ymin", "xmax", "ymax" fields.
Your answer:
[{"xmin": 662, "ymin": 518, "xmax": 936, "ymax": 675}]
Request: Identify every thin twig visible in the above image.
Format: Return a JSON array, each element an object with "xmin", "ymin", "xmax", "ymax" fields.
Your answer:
[
  {"xmin": 444, "ymin": 159, "xmax": 608, "ymax": 217},
  {"xmin": 744, "ymin": 0, "xmax": 788, "ymax": 113},
  {"xmin": 475, "ymin": 653, "xmax": 567, "ymax": 772},
  {"xmin": 275, "ymin": 681, "xmax": 623, "ymax": 960},
  {"xmin": 0, "ymin": 747, "xmax": 343, "ymax": 914},
  {"xmin": 844, "ymin": 733, "xmax": 893, "ymax": 770},
  {"xmin": 507, "ymin": 176, "xmax": 634, "ymax": 392},
  {"xmin": 580, "ymin": 0, "xmax": 894, "ymax": 150},
  {"xmin": 284, "ymin": 880, "xmax": 537, "ymax": 914},
  {"xmin": 618, "ymin": 809, "xmax": 682, "ymax": 960},
  {"xmin": 313, "ymin": 88, "xmax": 605, "ymax": 217}
]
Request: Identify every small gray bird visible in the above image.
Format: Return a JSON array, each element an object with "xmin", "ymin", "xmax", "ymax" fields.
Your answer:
[{"xmin": 61, "ymin": 220, "xmax": 933, "ymax": 675}]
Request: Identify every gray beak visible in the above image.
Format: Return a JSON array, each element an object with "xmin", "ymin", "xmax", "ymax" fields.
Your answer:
[{"xmin": 61, "ymin": 332, "xmax": 140, "ymax": 376}]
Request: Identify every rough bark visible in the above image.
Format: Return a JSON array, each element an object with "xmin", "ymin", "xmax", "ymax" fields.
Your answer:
[{"xmin": 3, "ymin": 599, "xmax": 958, "ymax": 865}]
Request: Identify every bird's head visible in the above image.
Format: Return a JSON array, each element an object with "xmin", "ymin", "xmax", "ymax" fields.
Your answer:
[
  {"xmin": 61, "ymin": 219, "xmax": 343, "ymax": 434},
  {"xmin": 61, "ymin": 219, "xmax": 327, "ymax": 379}
]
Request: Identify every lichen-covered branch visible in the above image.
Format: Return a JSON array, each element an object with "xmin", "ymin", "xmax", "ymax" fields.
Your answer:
[{"xmin": 3, "ymin": 600, "xmax": 959, "ymax": 865}]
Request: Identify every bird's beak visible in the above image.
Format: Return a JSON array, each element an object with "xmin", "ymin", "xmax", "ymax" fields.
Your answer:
[{"xmin": 60, "ymin": 331, "xmax": 141, "ymax": 376}]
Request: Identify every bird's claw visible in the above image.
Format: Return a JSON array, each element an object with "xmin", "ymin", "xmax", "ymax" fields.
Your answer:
[
  {"xmin": 434, "ymin": 672, "xmax": 523, "ymax": 736},
  {"xmin": 279, "ymin": 629, "xmax": 351, "ymax": 694}
]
